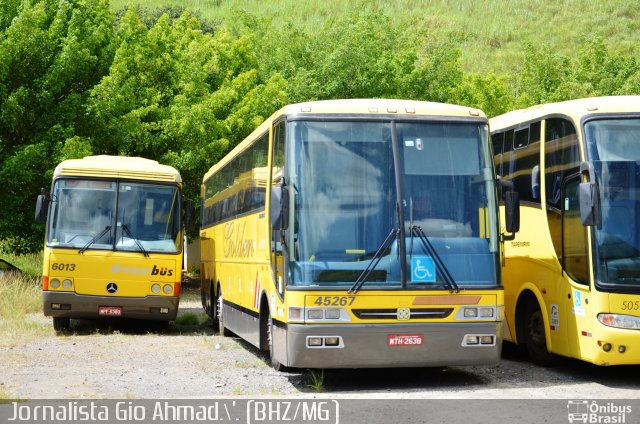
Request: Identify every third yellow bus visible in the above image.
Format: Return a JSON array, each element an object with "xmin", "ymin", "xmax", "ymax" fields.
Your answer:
[{"xmin": 490, "ymin": 96, "xmax": 640, "ymax": 365}]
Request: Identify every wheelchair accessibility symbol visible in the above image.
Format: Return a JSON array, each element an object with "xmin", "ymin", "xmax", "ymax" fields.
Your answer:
[{"xmin": 411, "ymin": 256, "xmax": 436, "ymax": 283}]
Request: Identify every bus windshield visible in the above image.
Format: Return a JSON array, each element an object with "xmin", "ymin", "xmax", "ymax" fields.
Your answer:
[
  {"xmin": 47, "ymin": 179, "xmax": 181, "ymax": 254},
  {"xmin": 287, "ymin": 120, "xmax": 499, "ymax": 289},
  {"xmin": 585, "ymin": 118, "xmax": 640, "ymax": 289}
]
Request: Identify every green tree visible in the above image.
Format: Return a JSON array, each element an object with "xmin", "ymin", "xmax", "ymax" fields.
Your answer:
[
  {"xmin": 88, "ymin": 9, "xmax": 288, "ymax": 212},
  {"xmin": 0, "ymin": 0, "xmax": 116, "ymax": 253}
]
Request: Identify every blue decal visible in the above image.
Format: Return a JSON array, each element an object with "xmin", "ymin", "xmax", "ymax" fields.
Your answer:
[
  {"xmin": 411, "ymin": 256, "xmax": 436, "ymax": 283},
  {"xmin": 574, "ymin": 290, "xmax": 582, "ymax": 308}
]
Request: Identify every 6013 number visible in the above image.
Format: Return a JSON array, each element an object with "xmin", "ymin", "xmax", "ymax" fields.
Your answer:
[{"xmin": 51, "ymin": 263, "xmax": 76, "ymax": 271}]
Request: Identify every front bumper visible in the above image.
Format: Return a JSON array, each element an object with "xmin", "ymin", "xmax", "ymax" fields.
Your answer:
[
  {"xmin": 279, "ymin": 321, "xmax": 502, "ymax": 368},
  {"xmin": 43, "ymin": 291, "xmax": 179, "ymax": 321}
]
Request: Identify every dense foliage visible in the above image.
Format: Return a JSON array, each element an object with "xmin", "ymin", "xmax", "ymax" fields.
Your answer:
[{"xmin": 1, "ymin": 0, "xmax": 639, "ymax": 253}]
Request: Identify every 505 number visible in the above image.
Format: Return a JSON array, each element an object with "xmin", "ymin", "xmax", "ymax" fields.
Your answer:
[
  {"xmin": 51, "ymin": 263, "xmax": 76, "ymax": 272},
  {"xmin": 621, "ymin": 300, "xmax": 640, "ymax": 311},
  {"xmin": 313, "ymin": 296, "xmax": 355, "ymax": 306}
]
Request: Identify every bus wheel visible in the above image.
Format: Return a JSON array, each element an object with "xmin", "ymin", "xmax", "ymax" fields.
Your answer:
[
  {"xmin": 209, "ymin": 284, "xmax": 219, "ymax": 326},
  {"xmin": 52, "ymin": 317, "xmax": 70, "ymax": 332},
  {"xmin": 267, "ymin": 313, "xmax": 286, "ymax": 372},
  {"xmin": 524, "ymin": 302, "xmax": 556, "ymax": 366},
  {"xmin": 217, "ymin": 288, "xmax": 231, "ymax": 336}
]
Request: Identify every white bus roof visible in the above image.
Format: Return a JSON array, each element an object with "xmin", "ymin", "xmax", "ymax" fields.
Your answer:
[
  {"xmin": 54, "ymin": 155, "xmax": 181, "ymax": 183},
  {"xmin": 490, "ymin": 95, "xmax": 640, "ymax": 132},
  {"xmin": 203, "ymin": 99, "xmax": 486, "ymax": 182}
]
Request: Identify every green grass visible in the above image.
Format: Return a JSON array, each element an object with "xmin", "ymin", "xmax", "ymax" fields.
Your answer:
[
  {"xmin": 174, "ymin": 312, "xmax": 201, "ymax": 326},
  {"xmin": 0, "ymin": 274, "xmax": 41, "ymax": 320},
  {"xmin": 307, "ymin": 370, "xmax": 325, "ymax": 392},
  {"xmin": 0, "ymin": 255, "xmax": 52, "ymax": 347},
  {"xmin": 0, "ymin": 251, "xmax": 42, "ymax": 279},
  {"xmin": 108, "ymin": 0, "xmax": 640, "ymax": 74}
]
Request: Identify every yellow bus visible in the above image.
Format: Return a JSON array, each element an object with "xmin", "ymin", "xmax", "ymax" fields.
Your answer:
[
  {"xmin": 201, "ymin": 99, "xmax": 518, "ymax": 370},
  {"xmin": 490, "ymin": 96, "xmax": 640, "ymax": 366},
  {"xmin": 35, "ymin": 155, "xmax": 191, "ymax": 331}
]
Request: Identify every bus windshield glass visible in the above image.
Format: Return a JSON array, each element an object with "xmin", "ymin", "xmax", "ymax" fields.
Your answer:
[
  {"xmin": 47, "ymin": 179, "xmax": 181, "ymax": 254},
  {"xmin": 585, "ymin": 118, "xmax": 640, "ymax": 289},
  {"xmin": 400, "ymin": 122, "xmax": 499, "ymax": 288},
  {"xmin": 287, "ymin": 120, "xmax": 499, "ymax": 289}
]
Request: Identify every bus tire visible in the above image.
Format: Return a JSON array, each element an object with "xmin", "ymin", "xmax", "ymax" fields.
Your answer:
[
  {"xmin": 53, "ymin": 317, "xmax": 70, "ymax": 332},
  {"xmin": 217, "ymin": 287, "xmax": 231, "ymax": 337},
  {"xmin": 267, "ymin": 313, "xmax": 286, "ymax": 372},
  {"xmin": 524, "ymin": 301, "xmax": 557, "ymax": 366},
  {"xmin": 209, "ymin": 283, "xmax": 219, "ymax": 326}
]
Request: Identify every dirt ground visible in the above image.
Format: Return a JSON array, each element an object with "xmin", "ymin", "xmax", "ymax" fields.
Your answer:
[{"xmin": 1, "ymin": 287, "xmax": 639, "ymax": 399}]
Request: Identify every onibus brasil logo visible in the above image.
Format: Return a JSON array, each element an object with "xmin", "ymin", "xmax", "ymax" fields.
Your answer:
[{"xmin": 567, "ymin": 400, "xmax": 632, "ymax": 423}]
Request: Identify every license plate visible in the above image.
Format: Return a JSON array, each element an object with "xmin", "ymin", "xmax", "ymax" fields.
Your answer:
[
  {"xmin": 387, "ymin": 334, "xmax": 424, "ymax": 346},
  {"xmin": 99, "ymin": 306, "xmax": 122, "ymax": 316}
]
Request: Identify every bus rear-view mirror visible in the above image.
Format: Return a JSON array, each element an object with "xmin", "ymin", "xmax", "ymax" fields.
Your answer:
[
  {"xmin": 579, "ymin": 162, "xmax": 600, "ymax": 227},
  {"xmin": 505, "ymin": 190, "xmax": 520, "ymax": 234},
  {"xmin": 270, "ymin": 183, "xmax": 289, "ymax": 231},
  {"xmin": 35, "ymin": 192, "xmax": 49, "ymax": 222}
]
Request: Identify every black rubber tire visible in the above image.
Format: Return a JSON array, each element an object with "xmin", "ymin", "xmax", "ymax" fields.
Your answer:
[
  {"xmin": 208, "ymin": 283, "xmax": 219, "ymax": 327},
  {"xmin": 52, "ymin": 317, "xmax": 70, "ymax": 332},
  {"xmin": 267, "ymin": 313, "xmax": 286, "ymax": 372},
  {"xmin": 524, "ymin": 302, "xmax": 557, "ymax": 366},
  {"xmin": 217, "ymin": 288, "xmax": 231, "ymax": 336}
]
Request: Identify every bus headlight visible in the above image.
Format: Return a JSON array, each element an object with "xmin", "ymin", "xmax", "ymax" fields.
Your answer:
[
  {"xmin": 479, "ymin": 307, "xmax": 494, "ymax": 318},
  {"xmin": 163, "ymin": 284, "xmax": 173, "ymax": 295},
  {"xmin": 50, "ymin": 279, "xmax": 60, "ymax": 289},
  {"xmin": 151, "ymin": 284, "xmax": 161, "ymax": 294},
  {"xmin": 598, "ymin": 313, "xmax": 640, "ymax": 330},
  {"xmin": 456, "ymin": 306, "xmax": 497, "ymax": 321},
  {"xmin": 307, "ymin": 309, "xmax": 323, "ymax": 319},
  {"xmin": 464, "ymin": 308, "xmax": 478, "ymax": 318},
  {"xmin": 62, "ymin": 279, "xmax": 73, "ymax": 289},
  {"xmin": 324, "ymin": 309, "xmax": 341, "ymax": 319}
]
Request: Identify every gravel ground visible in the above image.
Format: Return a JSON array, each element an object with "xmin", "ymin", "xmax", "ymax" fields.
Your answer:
[{"xmin": 1, "ymin": 287, "xmax": 639, "ymax": 399}]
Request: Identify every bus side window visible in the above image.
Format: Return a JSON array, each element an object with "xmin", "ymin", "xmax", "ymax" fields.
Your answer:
[{"xmin": 545, "ymin": 117, "xmax": 585, "ymax": 277}]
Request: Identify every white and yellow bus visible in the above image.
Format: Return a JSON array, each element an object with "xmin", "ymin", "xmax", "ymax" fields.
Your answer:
[
  {"xmin": 201, "ymin": 99, "xmax": 518, "ymax": 370},
  {"xmin": 490, "ymin": 96, "xmax": 640, "ymax": 365},
  {"xmin": 36, "ymin": 155, "xmax": 191, "ymax": 331}
]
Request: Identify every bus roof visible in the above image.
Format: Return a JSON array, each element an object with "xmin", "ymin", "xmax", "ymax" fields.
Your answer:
[
  {"xmin": 203, "ymin": 99, "xmax": 486, "ymax": 182},
  {"xmin": 54, "ymin": 155, "xmax": 181, "ymax": 183},
  {"xmin": 490, "ymin": 95, "xmax": 640, "ymax": 132}
]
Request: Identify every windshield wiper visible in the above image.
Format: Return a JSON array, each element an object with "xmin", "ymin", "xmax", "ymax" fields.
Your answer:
[
  {"xmin": 121, "ymin": 223, "xmax": 149, "ymax": 257},
  {"xmin": 78, "ymin": 226, "xmax": 111, "ymax": 255},
  {"xmin": 411, "ymin": 225, "xmax": 459, "ymax": 293},
  {"xmin": 348, "ymin": 228, "xmax": 399, "ymax": 294},
  {"xmin": 407, "ymin": 196, "xmax": 459, "ymax": 293}
]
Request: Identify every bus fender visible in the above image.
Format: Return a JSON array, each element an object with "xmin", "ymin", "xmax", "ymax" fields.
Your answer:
[{"xmin": 514, "ymin": 283, "xmax": 552, "ymax": 350}]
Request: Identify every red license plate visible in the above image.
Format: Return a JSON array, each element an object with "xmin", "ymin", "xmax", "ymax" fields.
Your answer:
[
  {"xmin": 99, "ymin": 306, "xmax": 122, "ymax": 316},
  {"xmin": 387, "ymin": 334, "xmax": 424, "ymax": 346}
]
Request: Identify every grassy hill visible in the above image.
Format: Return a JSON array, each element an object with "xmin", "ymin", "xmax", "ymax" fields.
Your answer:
[{"xmin": 109, "ymin": 0, "xmax": 640, "ymax": 75}]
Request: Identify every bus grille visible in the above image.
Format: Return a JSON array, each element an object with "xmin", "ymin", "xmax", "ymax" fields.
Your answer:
[{"xmin": 351, "ymin": 308, "xmax": 453, "ymax": 320}]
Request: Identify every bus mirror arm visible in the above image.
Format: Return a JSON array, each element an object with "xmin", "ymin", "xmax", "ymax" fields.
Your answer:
[
  {"xmin": 579, "ymin": 161, "xmax": 601, "ymax": 227},
  {"xmin": 500, "ymin": 180, "xmax": 520, "ymax": 240},
  {"xmin": 35, "ymin": 188, "xmax": 50, "ymax": 222}
]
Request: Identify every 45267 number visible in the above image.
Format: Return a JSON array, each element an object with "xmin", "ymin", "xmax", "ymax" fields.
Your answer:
[{"xmin": 313, "ymin": 296, "xmax": 355, "ymax": 306}]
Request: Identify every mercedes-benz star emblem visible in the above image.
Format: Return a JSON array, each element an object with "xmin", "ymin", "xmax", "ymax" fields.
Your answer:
[{"xmin": 106, "ymin": 282, "xmax": 118, "ymax": 294}]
